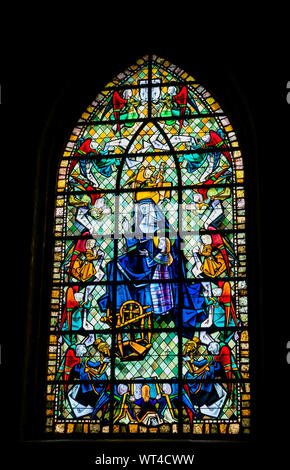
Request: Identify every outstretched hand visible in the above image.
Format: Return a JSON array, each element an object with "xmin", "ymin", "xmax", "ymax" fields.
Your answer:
[{"xmin": 138, "ymin": 249, "xmax": 149, "ymax": 256}]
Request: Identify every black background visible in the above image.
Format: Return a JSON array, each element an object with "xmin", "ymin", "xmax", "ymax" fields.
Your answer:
[{"xmin": 0, "ymin": 13, "xmax": 289, "ymax": 469}]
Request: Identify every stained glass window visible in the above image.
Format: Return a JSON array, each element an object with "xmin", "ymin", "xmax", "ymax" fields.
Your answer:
[{"xmin": 46, "ymin": 55, "xmax": 250, "ymax": 437}]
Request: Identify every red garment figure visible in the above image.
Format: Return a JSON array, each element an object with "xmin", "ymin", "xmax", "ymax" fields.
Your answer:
[
  {"xmin": 71, "ymin": 175, "xmax": 102, "ymax": 206},
  {"xmin": 172, "ymin": 86, "xmax": 187, "ymax": 133},
  {"xmin": 113, "ymin": 90, "xmax": 128, "ymax": 136},
  {"xmin": 65, "ymin": 231, "xmax": 90, "ymax": 280},
  {"xmin": 183, "ymin": 383, "xmax": 194, "ymax": 424},
  {"xmin": 208, "ymin": 226, "xmax": 231, "ymax": 276},
  {"xmin": 63, "ymin": 348, "xmax": 80, "ymax": 392},
  {"xmin": 205, "ymin": 130, "xmax": 232, "ymax": 166},
  {"xmin": 215, "ymin": 343, "xmax": 240, "ymax": 393},
  {"xmin": 69, "ymin": 138, "xmax": 97, "ymax": 175},
  {"xmin": 59, "ymin": 234, "xmax": 90, "ymax": 333},
  {"xmin": 218, "ymin": 281, "xmax": 238, "ymax": 328},
  {"xmin": 59, "ymin": 286, "xmax": 79, "ymax": 332},
  {"xmin": 197, "ymin": 167, "xmax": 227, "ymax": 200}
]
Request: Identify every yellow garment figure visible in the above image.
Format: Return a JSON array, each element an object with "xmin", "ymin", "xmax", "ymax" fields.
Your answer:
[
  {"xmin": 124, "ymin": 163, "xmax": 171, "ymax": 204},
  {"xmin": 71, "ymin": 249, "xmax": 98, "ymax": 282},
  {"xmin": 83, "ymin": 357, "xmax": 109, "ymax": 395},
  {"xmin": 183, "ymin": 337, "xmax": 200, "ymax": 374},
  {"xmin": 199, "ymin": 244, "xmax": 227, "ymax": 278}
]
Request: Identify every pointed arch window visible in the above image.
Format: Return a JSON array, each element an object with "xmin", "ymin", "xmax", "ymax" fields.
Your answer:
[{"xmin": 46, "ymin": 55, "xmax": 250, "ymax": 437}]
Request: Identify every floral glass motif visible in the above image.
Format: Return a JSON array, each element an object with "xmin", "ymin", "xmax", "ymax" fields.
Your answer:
[{"xmin": 46, "ymin": 55, "xmax": 250, "ymax": 437}]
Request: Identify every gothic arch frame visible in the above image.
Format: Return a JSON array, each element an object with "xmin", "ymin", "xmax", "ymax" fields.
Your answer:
[{"xmin": 21, "ymin": 53, "xmax": 262, "ymax": 445}]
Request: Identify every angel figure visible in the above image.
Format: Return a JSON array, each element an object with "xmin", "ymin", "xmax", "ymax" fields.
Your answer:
[
  {"xmin": 63, "ymin": 233, "xmax": 105, "ymax": 283},
  {"xmin": 54, "ymin": 339, "xmax": 111, "ymax": 419},
  {"xmin": 183, "ymin": 339, "xmax": 234, "ymax": 420},
  {"xmin": 101, "ymin": 89, "xmax": 139, "ymax": 136},
  {"xmin": 160, "ymin": 85, "xmax": 199, "ymax": 133},
  {"xmin": 199, "ymin": 234, "xmax": 228, "ymax": 278}
]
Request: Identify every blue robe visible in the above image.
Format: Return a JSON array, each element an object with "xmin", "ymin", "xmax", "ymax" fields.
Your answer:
[
  {"xmin": 98, "ymin": 201, "xmax": 206, "ymax": 332},
  {"xmin": 73, "ymin": 358, "xmax": 108, "ymax": 395},
  {"xmin": 183, "ymin": 357, "xmax": 221, "ymax": 414}
]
